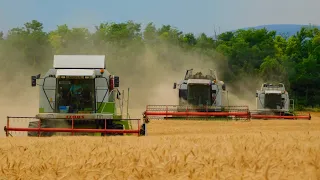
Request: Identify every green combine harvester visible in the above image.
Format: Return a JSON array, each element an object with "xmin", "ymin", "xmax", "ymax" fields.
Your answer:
[{"xmin": 4, "ymin": 55, "xmax": 147, "ymax": 137}]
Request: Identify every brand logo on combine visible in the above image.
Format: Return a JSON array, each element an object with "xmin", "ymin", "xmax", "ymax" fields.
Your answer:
[{"xmin": 66, "ymin": 115, "xmax": 85, "ymax": 119}]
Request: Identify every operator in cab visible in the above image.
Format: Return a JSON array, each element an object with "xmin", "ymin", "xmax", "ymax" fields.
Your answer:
[
  {"xmin": 68, "ymin": 79, "xmax": 84, "ymax": 112},
  {"xmin": 69, "ymin": 79, "xmax": 83, "ymax": 96}
]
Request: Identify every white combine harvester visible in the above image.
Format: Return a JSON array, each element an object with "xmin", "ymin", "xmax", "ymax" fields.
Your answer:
[
  {"xmin": 142, "ymin": 68, "xmax": 250, "ymax": 121},
  {"xmin": 4, "ymin": 55, "xmax": 147, "ymax": 137},
  {"xmin": 174, "ymin": 69, "xmax": 226, "ymax": 108},
  {"xmin": 250, "ymin": 83, "xmax": 311, "ymax": 120}
]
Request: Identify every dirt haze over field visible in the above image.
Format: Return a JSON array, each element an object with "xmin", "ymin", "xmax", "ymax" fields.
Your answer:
[
  {"xmin": 106, "ymin": 43, "xmax": 260, "ymax": 117},
  {"xmin": 0, "ymin": 60, "xmax": 40, "ymax": 137},
  {"xmin": 0, "ymin": 42, "xmax": 260, "ymax": 136}
]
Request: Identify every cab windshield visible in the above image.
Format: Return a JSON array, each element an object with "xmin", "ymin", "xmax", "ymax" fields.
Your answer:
[
  {"xmin": 264, "ymin": 93, "xmax": 282, "ymax": 109},
  {"xmin": 55, "ymin": 78, "xmax": 95, "ymax": 113},
  {"xmin": 187, "ymin": 84, "xmax": 211, "ymax": 106}
]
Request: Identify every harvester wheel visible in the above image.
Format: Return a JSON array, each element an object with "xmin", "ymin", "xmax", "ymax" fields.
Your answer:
[
  {"xmin": 28, "ymin": 121, "xmax": 54, "ymax": 137},
  {"xmin": 139, "ymin": 124, "xmax": 146, "ymax": 136},
  {"xmin": 113, "ymin": 124, "xmax": 124, "ymax": 136},
  {"xmin": 284, "ymin": 112, "xmax": 294, "ymax": 116},
  {"xmin": 103, "ymin": 123, "xmax": 124, "ymax": 136}
]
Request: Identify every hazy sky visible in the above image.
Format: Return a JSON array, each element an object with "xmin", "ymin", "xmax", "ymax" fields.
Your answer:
[{"xmin": 0, "ymin": 0, "xmax": 319, "ymax": 36}]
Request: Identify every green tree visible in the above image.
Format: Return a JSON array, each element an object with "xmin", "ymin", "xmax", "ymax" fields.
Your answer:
[
  {"xmin": 143, "ymin": 22, "xmax": 157, "ymax": 43},
  {"xmin": 4, "ymin": 20, "xmax": 51, "ymax": 69},
  {"xmin": 259, "ymin": 56, "xmax": 287, "ymax": 84}
]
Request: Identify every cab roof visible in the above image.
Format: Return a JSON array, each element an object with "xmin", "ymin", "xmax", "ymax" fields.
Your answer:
[{"xmin": 53, "ymin": 55, "xmax": 105, "ymax": 69}]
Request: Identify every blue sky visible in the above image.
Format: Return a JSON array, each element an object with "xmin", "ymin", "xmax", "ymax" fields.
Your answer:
[{"xmin": 0, "ymin": 0, "xmax": 319, "ymax": 36}]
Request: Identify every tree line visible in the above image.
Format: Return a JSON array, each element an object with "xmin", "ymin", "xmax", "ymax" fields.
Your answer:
[{"xmin": 0, "ymin": 20, "xmax": 319, "ymax": 108}]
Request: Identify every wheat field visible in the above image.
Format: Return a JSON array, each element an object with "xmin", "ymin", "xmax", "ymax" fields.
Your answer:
[{"xmin": 0, "ymin": 112, "xmax": 320, "ymax": 180}]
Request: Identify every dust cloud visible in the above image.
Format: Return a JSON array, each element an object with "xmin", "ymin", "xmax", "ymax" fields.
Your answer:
[
  {"xmin": 107, "ymin": 43, "xmax": 226, "ymax": 117},
  {"xmin": 0, "ymin": 38, "xmax": 263, "ymax": 136},
  {"xmin": 108, "ymin": 42, "xmax": 264, "ymax": 117},
  {"xmin": 0, "ymin": 62, "xmax": 40, "ymax": 137},
  {"xmin": 226, "ymin": 75, "xmax": 265, "ymax": 110}
]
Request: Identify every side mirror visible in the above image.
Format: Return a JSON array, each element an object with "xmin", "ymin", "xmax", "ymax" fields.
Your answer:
[
  {"xmin": 222, "ymin": 84, "xmax": 226, "ymax": 91},
  {"xmin": 31, "ymin": 76, "xmax": 37, "ymax": 87},
  {"xmin": 256, "ymin": 93, "xmax": 258, "ymax": 97},
  {"xmin": 114, "ymin": 76, "xmax": 119, "ymax": 87},
  {"xmin": 173, "ymin": 82, "xmax": 177, "ymax": 89},
  {"xmin": 116, "ymin": 89, "xmax": 121, "ymax": 99},
  {"xmin": 31, "ymin": 74, "xmax": 41, "ymax": 87}
]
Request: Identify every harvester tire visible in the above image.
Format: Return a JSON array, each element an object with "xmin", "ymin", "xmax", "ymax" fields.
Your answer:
[
  {"xmin": 139, "ymin": 124, "xmax": 146, "ymax": 136},
  {"xmin": 28, "ymin": 121, "xmax": 54, "ymax": 137},
  {"xmin": 103, "ymin": 123, "xmax": 124, "ymax": 136},
  {"xmin": 284, "ymin": 112, "xmax": 294, "ymax": 116},
  {"xmin": 113, "ymin": 124, "xmax": 124, "ymax": 136}
]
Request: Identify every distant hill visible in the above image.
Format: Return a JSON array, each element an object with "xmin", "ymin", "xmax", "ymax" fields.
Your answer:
[{"xmin": 234, "ymin": 24, "xmax": 320, "ymax": 37}]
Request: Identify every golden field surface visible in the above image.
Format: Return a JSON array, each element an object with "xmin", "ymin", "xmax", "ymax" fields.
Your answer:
[{"xmin": 0, "ymin": 112, "xmax": 320, "ymax": 180}]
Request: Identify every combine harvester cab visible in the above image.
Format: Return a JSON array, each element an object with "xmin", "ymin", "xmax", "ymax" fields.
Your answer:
[
  {"xmin": 143, "ymin": 69, "xmax": 250, "ymax": 121},
  {"xmin": 4, "ymin": 55, "xmax": 147, "ymax": 137},
  {"xmin": 250, "ymin": 83, "xmax": 311, "ymax": 120}
]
